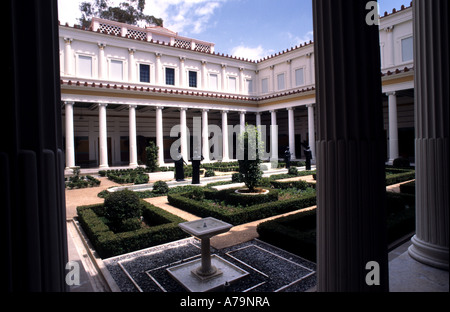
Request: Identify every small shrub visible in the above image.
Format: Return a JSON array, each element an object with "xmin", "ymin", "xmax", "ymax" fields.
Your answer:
[
  {"xmin": 103, "ymin": 190, "xmax": 142, "ymax": 232},
  {"xmin": 204, "ymin": 169, "xmax": 215, "ymax": 177},
  {"xmin": 190, "ymin": 188, "xmax": 205, "ymax": 200},
  {"xmin": 232, "ymin": 173, "xmax": 244, "ymax": 183},
  {"xmin": 393, "ymin": 157, "xmax": 411, "ymax": 168},
  {"xmin": 288, "ymin": 167, "xmax": 299, "ymax": 176},
  {"xmin": 153, "ymin": 180, "xmax": 169, "ymax": 194},
  {"xmin": 145, "ymin": 141, "xmax": 159, "ymax": 172}
]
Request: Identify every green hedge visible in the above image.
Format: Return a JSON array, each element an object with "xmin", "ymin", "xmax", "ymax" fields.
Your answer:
[
  {"xmin": 167, "ymin": 189, "xmax": 316, "ymax": 226},
  {"xmin": 385, "ymin": 168, "xmax": 415, "ymax": 186},
  {"xmin": 270, "ymin": 180, "xmax": 311, "ymax": 190},
  {"xmin": 76, "ymin": 200, "xmax": 188, "ymax": 258},
  {"xmin": 256, "ymin": 192, "xmax": 416, "ymax": 262},
  {"xmin": 399, "ymin": 181, "xmax": 415, "ymax": 195}
]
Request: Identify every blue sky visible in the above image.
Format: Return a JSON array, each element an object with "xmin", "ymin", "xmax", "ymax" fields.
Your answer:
[{"xmin": 58, "ymin": 0, "xmax": 411, "ymax": 61}]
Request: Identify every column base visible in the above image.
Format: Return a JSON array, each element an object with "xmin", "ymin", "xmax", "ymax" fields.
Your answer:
[
  {"xmin": 408, "ymin": 235, "xmax": 449, "ymax": 271},
  {"xmin": 129, "ymin": 163, "xmax": 138, "ymax": 168},
  {"xmin": 99, "ymin": 165, "xmax": 109, "ymax": 169}
]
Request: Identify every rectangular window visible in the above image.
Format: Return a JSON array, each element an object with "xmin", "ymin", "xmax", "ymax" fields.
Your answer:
[
  {"xmin": 209, "ymin": 74, "xmax": 218, "ymax": 90},
  {"xmin": 401, "ymin": 36, "xmax": 413, "ymax": 62},
  {"xmin": 261, "ymin": 78, "xmax": 269, "ymax": 94},
  {"xmin": 165, "ymin": 67, "xmax": 175, "ymax": 85},
  {"xmin": 78, "ymin": 55, "xmax": 92, "ymax": 78},
  {"xmin": 246, "ymin": 79, "xmax": 253, "ymax": 94},
  {"xmin": 189, "ymin": 71, "xmax": 197, "ymax": 88},
  {"xmin": 139, "ymin": 64, "xmax": 150, "ymax": 83},
  {"xmin": 228, "ymin": 77, "xmax": 237, "ymax": 92},
  {"xmin": 295, "ymin": 68, "xmax": 304, "ymax": 86},
  {"xmin": 277, "ymin": 73, "xmax": 285, "ymax": 90},
  {"xmin": 110, "ymin": 60, "xmax": 123, "ymax": 81}
]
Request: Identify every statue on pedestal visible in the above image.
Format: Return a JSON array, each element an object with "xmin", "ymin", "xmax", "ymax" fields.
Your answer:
[{"xmin": 175, "ymin": 154, "xmax": 187, "ymax": 181}]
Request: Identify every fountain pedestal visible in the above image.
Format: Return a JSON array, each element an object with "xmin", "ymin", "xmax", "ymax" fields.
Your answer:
[{"xmin": 167, "ymin": 217, "xmax": 248, "ymax": 292}]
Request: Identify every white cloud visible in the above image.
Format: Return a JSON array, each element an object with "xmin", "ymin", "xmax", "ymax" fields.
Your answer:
[
  {"xmin": 286, "ymin": 30, "xmax": 314, "ymax": 47},
  {"xmin": 230, "ymin": 45, "xmax": 274, "ymax": 61},
  {"xmin": 144, "ymin": 0, "xmax": 225, "ymax": 35}
]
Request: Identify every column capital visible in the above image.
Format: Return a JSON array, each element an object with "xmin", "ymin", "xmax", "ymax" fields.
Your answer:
[
  {"xmin": 221, "ymin": 63, "xmax": 227, "ymax": 69},
  {"xmin": 98, "ymin": 103, "xmax": 108, "ymax": 108},
  {"xmin": 386, "ymin": 91, "xmax": 396, "ymax": 96},
  {"xmin": 239, "ymin": 111, "xmax": 246, "ymax": 115},
  {"xmin": 286, "ymin": 59, "xmax": 292, "ymax": 64},
  {"xmin": 128, "ymin": 104, "xmax": 138, "ymax": 109},
  {"xmin": 269, "ymin": 65, "xmax": 275, "ymax": 70},
  {"xmin": 64, "ymin": 37, "xmax": 73, "ymax": 44},
  {"xmin": 270, "ymin": 109, "xmax": 277, "ymax": 113},
  {"xmin": 221, "ymin": 109, "xmax": 229, "ymax": 114},
  {"xmin": 179, "ymin": 56, "xmax": 186, "ymax": 62},
  {"xmin": 128, "ymin": 48, "xmax": 136, "ymax": 54},
  {"xmin": 64, "ymin": 101, "xmax": 75, "ymax": 106},
  {"xmin": 155, "ymin": 106, "xmax": 164, "ymax": 110},
  {"xmin": 180, "ymin": 107, "xmax": 188, "ymax": 111},
  {"xmin": 306, "ymin": 52, "xmax": 313, "ymax": 58},
  {"xmin": 385, "ymin": 26, "xmax": 394, "ymax": 33},
  {"xmin": 306, "ymin": 103, "xmax": 315, "ymax": 108},
  {"xmin": 255, "ymin": 70, "xmax": 259, "ymax": 74},
  {"xmin": 239, "ymin": 67, "xmax": 244, "ymax": 72},
  {"xmin": 255, "ymin": 112, "xmax": 261, "ymax": 116},
  {"xmin": 202, "ymin": 108, "xmax": 209, "ymax": 113},
  {"xmin": 286, "ymin": 107, "xmax": 295, "ymax": 111},
  {"xmin": 98, "ymin": 42, "xmax": 106, "ymax": 49},
  {"xmin": 201, "ymin": 60, "xmax": 207, "ymax": 65},
  {"xmin": 155, "ymin": 52, "xmax": 162, "ymax": 58}
]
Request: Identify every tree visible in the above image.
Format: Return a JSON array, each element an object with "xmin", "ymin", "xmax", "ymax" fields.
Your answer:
[
  {"xmin": 238, "ymin": 125, "xmax": 264, "ymax": 192},
  {"xmin": 78, "ymin": 0, "xmax": 163, "ymax": 28},
  {"xmin": 145, "ymin": 141, "xmax": 159, "ymax": 172}
]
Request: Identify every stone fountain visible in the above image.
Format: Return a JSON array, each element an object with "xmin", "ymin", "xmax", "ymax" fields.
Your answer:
[{"xmin": 166, "ymin": 217, "xmax": 248, "ymax": 292}]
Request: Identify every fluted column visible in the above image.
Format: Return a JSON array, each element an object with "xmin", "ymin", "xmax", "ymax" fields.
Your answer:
[
  {"xmin": 387, "ymin": 92, "xmax": 399, "ymax": 162},
  {"xmin": 287, "ymin": 107, "xmax": 296, "ymax": 159},
  {"xmin": 313, "ymin": 0, "xmax": 388, "ymax": 291},
  {"xmin": 179, "ymin": 57, "xmax": 186, "ymax": 87},
  {"xmin": 156, "ymin": 106, "xmax": 165, "ymax": 166},
  {"xmin": 307, "ymin": 104, "xmax": 316, "ymax": 160},
  {"xmin": 3, "ymin": 0, "xmax": 68, "ymax": 291},
  {"xmin": 408, "ymin": 0, "xmax": 449, "ymax": 271},
  {"xmin": 98, "ymin": 103, "xmax": 109, "ymax": 168},
  {"xmin": 222, "ymin": 110, "xmax": 230, "ymax": 161},
  {"xmin": 202, "ymin": 109, "xmax": 210, "ymax": 162},
  {"xmin": 128, "ymin": 105, "xmax": 138, "ymax": 167},
  {"xmin": 64, "ymin": 102, "xmax": 75, "ymax": 169},
  {"xmin": 180, "ymin": 108, "xmax": 189, "ymax": 161}
]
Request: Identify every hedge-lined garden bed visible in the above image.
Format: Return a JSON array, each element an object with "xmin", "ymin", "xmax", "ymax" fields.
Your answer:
[
  {"xmin": 77, "ymin": 200, "xmax": 188, "ymax": 258},
  {"xmin": 257, "ymin": 191, "xmax": 416, "ymax": 262},
  {"xmin": 167, "ymin": 187, "xmax": 316, "ymax": 226}
]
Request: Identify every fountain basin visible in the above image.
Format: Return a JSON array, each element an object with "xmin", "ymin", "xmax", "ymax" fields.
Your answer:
[{"xmin": 178, "ymin": 217, "xmax": 233, "ymax": 239}]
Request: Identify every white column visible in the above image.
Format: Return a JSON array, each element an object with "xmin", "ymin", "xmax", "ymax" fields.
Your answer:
[
  {"xmin": 155, "ymin": 53, "xmax": 162, "ymax": 85},
  {"xmin": 202, "ymin": 109, "xmax": 210, "ymax": 162},
  {"xmin": 201, "ymin": 61, "xmax": 207, "ymax": 89},
  {"xmin": 270, "ymin": 110, "xmax": 278, "ymax": 161},
  {"xmin": 98, "ymin": 43, "xmax": 106, "ymax": 79},
  {"xmin": 287, "ymin": 107, "xmax": 296, "ymax": 159},
  {"xmin": 387, "ymin": 92, "xmax": 399, "ymax": 162},
  {"xmin": 98, "ymin": 103, "xmax": 109, "ymax": 168},
  {"xmin": 128, "ymin": 48, "xmax": 135, "ymax": 82},
  {"xmin": 222, "ymin": 110, "xmax": 230, "ymax": 161},
  {"xmin": 240, "ymin": 111, "xmax": 246, "ymax": 134},
  {"xmin": 270, "ymin": 65, "xmax": 275, "ymax": 92},
  {"xmin": 239, "ymin": 67, "xmax": 244, "ymax": 94},
  {"xmin": 179, "ymin": 57, "xmax": 185, "ymax": 87},
  {"xmin": 221, "ymin": 64, "xmax": 227, "ymax": 92},
  {"xmin": 180, "ymin": 108, "xmax": 189, "ymax": 161},
  {"xmin": 255, "ymin": 112, "xmax": 261, "ymax": 128},
  {"xmin": 64, "ymin": 38, "xmax": 73, "ymax": 76},
  {"xmin": 64, "ymin": 102, "xmax": 75, "ymax": 169},
  {"xmin": 386, "ymin": 26, "xmax": 395, "ymax": 67},
  {"xmin": 156, "ymin": 106, "xmax": 165, "ymax": 166},
  {"xmin": 306, "ymin": 53, "xmax": 313, "ymax": 85},
  {"xmin": 128, "ymin": 105, "xmax": 138, "ymax": 167},
  {"xmin": 287, "ymin": 60, "xmax": 293, "ymax": 89},
  {"xmin": 307, "ymin": 104, "xmax": 316, "ymax": 160}
]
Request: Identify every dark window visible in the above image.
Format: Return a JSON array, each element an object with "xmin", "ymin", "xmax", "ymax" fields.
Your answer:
[
  {"xmin": 189, "ymin": 71, "xmax": 197, "ymax": 88},
  {"xmin": 139, "ymin": 64, "xmax": 150, "ymax": 83},
  {"xmin": 166, "ymin": 67, "xmax": 175, "ymax": 85}
]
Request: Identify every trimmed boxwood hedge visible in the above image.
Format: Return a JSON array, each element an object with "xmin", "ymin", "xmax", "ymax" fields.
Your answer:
[
  {"xmin": 385, "ymin": 168, "xmax": 415, "ymax": 185},
  {"xmin": 76, "ymin": 200, "xmax": 188, "ymax": 258},
  {"xmin": 256, "ymin": 192, "xmax": 416, "ymax": 262},
  {"xmin": 167, "ymin": 188, "xmax": 316, "ymax": 226}
]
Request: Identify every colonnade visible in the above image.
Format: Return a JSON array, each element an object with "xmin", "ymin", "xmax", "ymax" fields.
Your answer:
[{"xmin": 63, "ymin": 102, "xmax": 318, "ymax": 169}]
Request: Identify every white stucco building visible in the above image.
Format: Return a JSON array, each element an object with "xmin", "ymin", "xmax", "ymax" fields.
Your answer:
[{"xmin": 60, "ymin": 4, "xmax": 414, "ymax": 169}]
